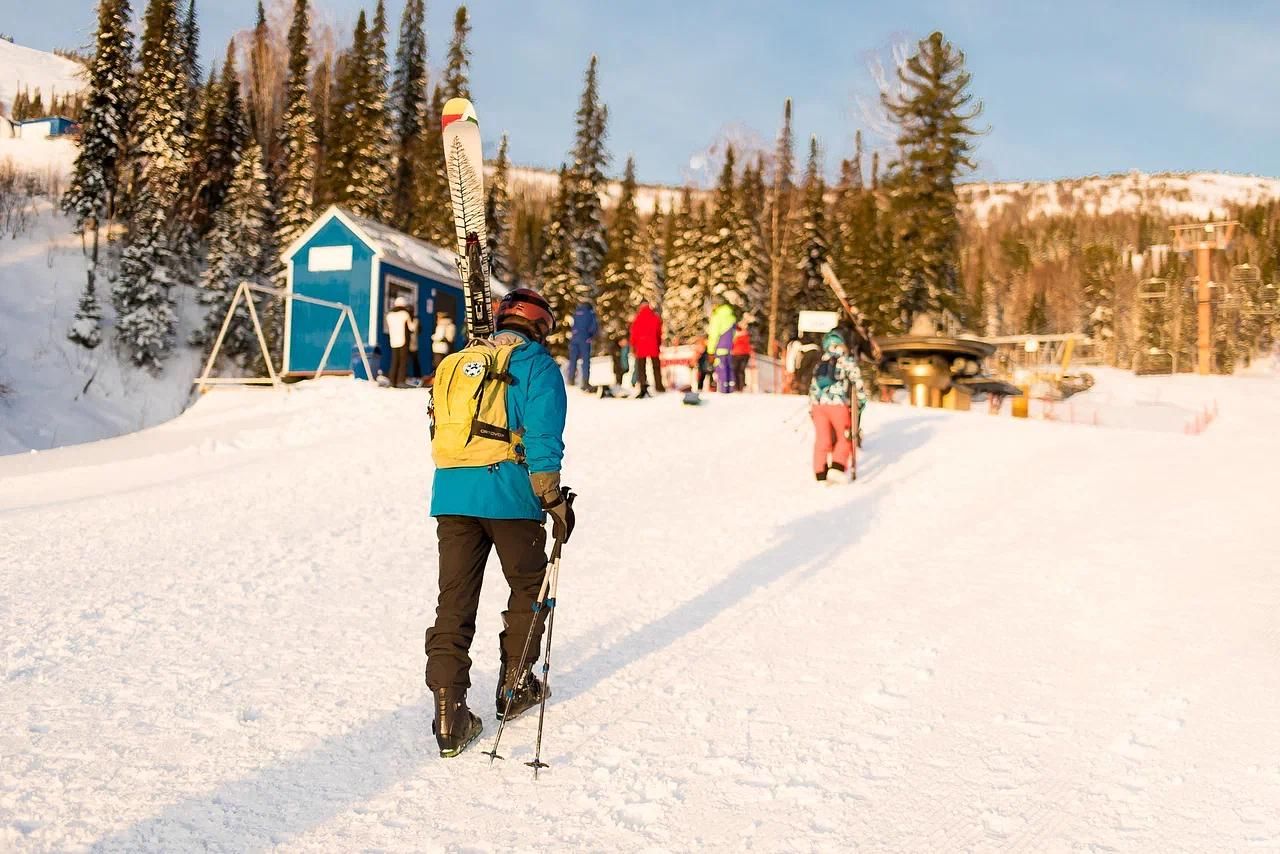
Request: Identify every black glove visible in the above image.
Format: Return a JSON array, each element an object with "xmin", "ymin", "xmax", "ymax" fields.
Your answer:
[{"xmin": 542, "ymin": 485, "xmax": 576, "ymax": 544}]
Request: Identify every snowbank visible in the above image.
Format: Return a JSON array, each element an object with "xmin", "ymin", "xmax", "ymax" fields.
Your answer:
[{"xmin": 2, "ymin": 372, "xmax": 1278, "ymax": 850}]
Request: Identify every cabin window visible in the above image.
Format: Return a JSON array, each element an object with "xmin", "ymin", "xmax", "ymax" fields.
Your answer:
[{"xmin": 308, "ymin": 245, "xmax": 353, "ymax": 272}]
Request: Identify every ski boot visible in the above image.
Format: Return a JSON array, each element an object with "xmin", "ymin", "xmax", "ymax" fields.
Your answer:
[
  {"xmin": 827, "ymin": 462, "xmax": 849, "ymax": 485},
  {"xmin": 495, "ymin": 661, "xmax": 550, "ymax": 722},
  {"xmin": 432, "ymin": 687, "xmax": 483, "ymax": 758}
]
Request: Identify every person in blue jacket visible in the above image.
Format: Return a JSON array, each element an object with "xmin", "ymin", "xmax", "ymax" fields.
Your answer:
[
  {"xmin": 425, "ymin": 288, "xmax": 576, "ymax": 757},
  {"xmin": 567, "ymin": 301, "xmax": 598, "ymax": 391}
]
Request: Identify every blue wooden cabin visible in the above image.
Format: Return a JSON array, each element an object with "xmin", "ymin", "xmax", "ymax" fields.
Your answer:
[{"xmin": 282, "ymin": 206, "xmax": 465, "ymax": 378}]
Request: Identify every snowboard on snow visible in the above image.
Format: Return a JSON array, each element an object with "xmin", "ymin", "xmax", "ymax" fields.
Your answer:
[{"xmin": 441, "ymin": 98, "xmax": 493, "ymax": 340}]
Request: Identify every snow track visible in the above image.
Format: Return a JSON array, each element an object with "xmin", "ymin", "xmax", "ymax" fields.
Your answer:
[{"xmin": 2, "ymin": 376, "xmax": 1279, "ymax": 851}]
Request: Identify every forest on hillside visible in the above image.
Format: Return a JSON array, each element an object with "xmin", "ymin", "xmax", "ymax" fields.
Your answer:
[{"xmin": 50, "ymin": 0, "xmax": 1280, "ymax": 375}]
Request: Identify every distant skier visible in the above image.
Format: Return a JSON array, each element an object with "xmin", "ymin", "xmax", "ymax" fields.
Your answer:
[
  {"xmin": 706, "ymin": 303, "xmax": 738, "ymax": 393},
  {"xmin": 567, "ymin": 302, "xmax": 598, "ymax": 391},
  {"xmin": 809, "ymin": 329, "xmax": 867, "ymax": 483},
  {"xmin": 629, "ymin": 301, "xmax": 665, "ymax": 398},
  {"xmin": 385, "ymin": 296, "xmax": 415, "ymax": 388},
  {"xmin": 425, "ymin": 288, "xmax": 575, "ymax": 757}
]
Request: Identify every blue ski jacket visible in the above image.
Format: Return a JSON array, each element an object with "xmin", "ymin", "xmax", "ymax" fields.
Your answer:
[
  {"xmin": 570, "ymin": 303, "xmax": 598, "ymax": 345},
  {"xmin": 429, "ymin": 331, "xmax": 568, "ymax": 520}
]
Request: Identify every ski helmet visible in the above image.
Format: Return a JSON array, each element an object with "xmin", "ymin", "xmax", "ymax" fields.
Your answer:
[
  {"xmin": 822, "ymin": 330, "xmax": 847, "ymax": 351},
  {"xmin": 497, "ymin": 288, "xmax": 556, "ymax": 342}
]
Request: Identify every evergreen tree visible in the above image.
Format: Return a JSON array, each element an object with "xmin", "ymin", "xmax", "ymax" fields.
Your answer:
[
  {"xmin": 1080, "ymin": 242, "xmax": 1119, "ymax": 363},
  {"xmin": 196, "ymin": 138, "xmax": 272, "ymax": 355},
  {"xmin": 640, "ymin": 207, "xmax": 668, "ymax": 311},
  {"xmin": 790, "ymin": 136, "xmax": 833, "ymax": 329},
  {"xmin": 444, "ymin": 5, "xmax": 471, "ymax": 99},
  {"xmin": 245, "ymin": 0, "xmax": 277, "ymax": 164},
  {"xmin": 64, "ymin": 0, "xmax": 135, "ymax": 348},
  {"xmin": 663, "ymin": 190, "xmax": 709, "ymax": 343},
  {"xmin": 765, "ymin": 98, "xmax": 797, "ymax": 352},
  {"xmin": 736, "ymin": 156, "xmax": 771, "ymax": 329},
  {"xmin": 537, "ymin": 166, "xmax": 577, "ymax": 355},
  {"xmin": 360, "ymin": 0, "xmax": 393, "ymax": 218},
  {"xmin": 311, "ymin": 50, "xmax": 334, "ymax": 195},
  {"xmin": 187, "ymin": 42, "xmax": 247, "ymax": 236},
  {"xmin": 703, "ymin": 145, "xmax": 749, "ymax": 312},
  {"xmin": 322, "ymin": 11, "xmax": 387, "ymax": 218},
  {"xmin": 276, "ymin": 0, "xmax": 317, "ymax": 252},
  {"xmin": 565, "ymin": 55, "xmax": 610, "ymax": 305},
  {"xmin": 882, "ymin": 30, "xmax": 983, "ymax": 329},
  {"xmin": 115, "ymin": 0, "xmax": 190, "ymax": 368},
  {"xmin": 486, "ymin": 133, "xmax": 512, "ymax": 285},
  {"xmin": 389, "ymin": 0, "xmax": 428, "ymax": 229},
  {"xmin": 410, "ymin": 84, "xmax": 452, "ymax": 244},
  {"xmin": 180, "ymin": 0, "xmax": 200, "ymax": 97},
  {"xmin": 600, "ymin": 155, "xmax": 644, "ymax": 342},
  {"xmin": 1023, "ymin": 288, "xmax": 1049, "ymax": 334}
]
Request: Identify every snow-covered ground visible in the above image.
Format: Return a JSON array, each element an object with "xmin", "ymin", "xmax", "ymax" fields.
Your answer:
[
  {"xmin": 3, "ymin": 369, "xmax": 1279, "ymax": 851},
  {"xmin": 0, "ymin": 40, "xmax": 85, "ymax": 115}
]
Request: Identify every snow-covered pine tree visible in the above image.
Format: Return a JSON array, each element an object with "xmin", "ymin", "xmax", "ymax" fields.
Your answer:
[
  {"xmin": 663, "ymin": 190, "xmax": 710, "ymax": 343},
  {"xmin": 114, "ymin": 0, "xmax": 189, "ymax": 368},
  {"xmin": 703, "ymin": 145, "xmax": 750, "ymax": 314},
  {"xmin": 187, "ymin": 42, "xmax": 247, "ymax": 236},
  {"xmin": 444, "ymin": 5, "xmax": 471, "ymax": 99},
  {"xmin": 537, "ymin": 165, "xmax": 577, "ymax": 356},
  {"xmin": 389, "ymin": 0, "xmax": 427, "ymax": 230},
  {"xmin": 735, "ymin": 156, "xmax": 771, "ymax": 332},
  {"xmin": 312, "ymin": 50, "xmax": 334, "ymax": 197},
  {"xmin": 765, "ymin": 98, "xmax": 796, "ymax": 354},
  {"xmin": 179, "ymin": 0, "xmax": 200, "ymax": 101},
  {"xmin": 566, "ymin": 55, "xmax": 609, "ymax": 306},
  {"xmin": 323, "ymin": 11, "xmax": 382, "ymax": 217},
  {"xmin": 882, "ymin": 30, "xmax": 983, "ymax": 329},
  {"xmin": 639, "ymin": 207, "xmax": 667, "ymax": 312},
  {"xmin": 411, "ymin": 84, "xmax": 452, "ymax": 245},
  {"xmin": 599, "ymin": 155, "xmax": 643, "ymax": 346},
  {"xmin": 64, "ymin": 0, "xmax": 134, "ymax": 348},
  {"xmin": 831, "ymin": 131, "xmax": 892, "ymax": 333},
  {"xmin": 789, "ymin": 136, "xmax": 834, "ymax": 332},
  {"xmin": 486, "ymin": 133, "xmax": 512, "ymax": 285},
  {"xmin": 276, "ymin": 0, "xmax": 318, "ymax": 253},
  {"xmin": 357, "ymin": 0, "xmax": 393, "ymax": 220},
  {"xmin": 196, "ymin": 137, "xmax": 271, "ymax": 356}
]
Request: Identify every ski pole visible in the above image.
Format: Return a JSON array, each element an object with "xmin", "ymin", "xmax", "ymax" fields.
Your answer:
[
  {"xmin": 525, "ymin": 546, "xmax": 561, "ymax": 779},
  {"xmin": 483, "ymin": 537, "xmax": 562, "ymax": 764}
]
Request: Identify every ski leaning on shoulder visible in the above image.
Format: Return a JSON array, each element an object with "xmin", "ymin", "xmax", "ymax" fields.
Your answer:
[{"xmin": 442, "ymin": 97, "xmax": 494, "ymax": 340}]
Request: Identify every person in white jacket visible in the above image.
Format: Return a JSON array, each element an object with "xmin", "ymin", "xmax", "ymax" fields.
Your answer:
[
  {"xmin": 386, "ymin": 296, "xmax": 415, "ymax": 388},
  {"xmin": 431, "ymin": 311, "xmax": 457, "ymax": 369}
]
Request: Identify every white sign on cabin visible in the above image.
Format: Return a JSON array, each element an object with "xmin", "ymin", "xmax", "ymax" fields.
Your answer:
[
  {"xmin": 797, "ymin": 310, "xmax": 839, "ymax": 334},
  {"xmin": 307, "ymin": 245, "xmax": 354, "ymax": 272}
]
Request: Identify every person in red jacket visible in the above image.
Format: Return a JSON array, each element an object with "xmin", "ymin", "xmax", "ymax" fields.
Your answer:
[
  {"xmin": 730, "ymin": 318, "xmax": 753, "ymax": 392},
  {"xmin": 628, "ymin": 301, "xmax": 665, "ymax": 398}
]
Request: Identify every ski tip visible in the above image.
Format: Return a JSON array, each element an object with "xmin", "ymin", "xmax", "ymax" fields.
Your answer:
[{"xmin": 442, "ymin": 98, "xmax": 478, "ymax": 131}]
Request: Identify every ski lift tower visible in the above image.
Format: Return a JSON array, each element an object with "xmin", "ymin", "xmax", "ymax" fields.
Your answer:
[{"xmin": 1171, "ymin": 221, "xmax": 1237, "ymax": 374}]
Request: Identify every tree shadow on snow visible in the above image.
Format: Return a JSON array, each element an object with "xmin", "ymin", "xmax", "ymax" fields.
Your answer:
[
  {"xmin": 560, "ymin": 416, "xmax": 937, "ymax": 700},
  {"xmin": 89, "ymin": 416, "xmax": 936, "ymax": 851}
]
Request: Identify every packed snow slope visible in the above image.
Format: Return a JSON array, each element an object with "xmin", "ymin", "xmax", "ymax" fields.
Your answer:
[
  {"xmin": 0, "ymin": 40, "xmax": 85, "ymax": 115},
  {"xmin": 2, "ymin": 372, "xmax": 1279, "ymax": 852}
]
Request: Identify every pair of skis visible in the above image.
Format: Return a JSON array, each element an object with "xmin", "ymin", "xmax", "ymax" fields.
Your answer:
[{"xmin": 441, "ymin": 98, "xmax": 495, "ymax": 340}]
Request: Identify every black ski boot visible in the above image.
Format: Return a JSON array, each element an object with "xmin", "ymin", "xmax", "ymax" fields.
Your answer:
[
  {"xmin": 432, "ymin": 687, "xmax": 483, "ymax": 758},
  {"xmin": 495, "ymin": 661, "xmax": 550, "ymax": 721}
]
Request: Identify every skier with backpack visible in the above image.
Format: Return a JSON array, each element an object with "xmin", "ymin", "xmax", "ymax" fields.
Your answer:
[
  {"xmin": 425, "ymin": 287, "xmax": 576, "ymax": 758},
  {"xmin": 809, "ymin": 329, "xmax": 867, "ymax": 483}
]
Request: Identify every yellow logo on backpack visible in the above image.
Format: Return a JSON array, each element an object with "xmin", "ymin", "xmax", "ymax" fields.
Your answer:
[{"xmin": 429, "ymin": 341, "xmax": 525, "ymax": 469}]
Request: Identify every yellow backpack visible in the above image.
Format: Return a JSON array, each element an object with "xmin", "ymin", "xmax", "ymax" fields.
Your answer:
[{"xmin": 429, "ymin": 340, "xmax": 526, "ymax": 469}]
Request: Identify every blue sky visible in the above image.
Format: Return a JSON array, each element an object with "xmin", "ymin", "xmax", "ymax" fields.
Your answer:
[{"xmin": 7, "ymin": 0, "xmax": 1280, "ymax": 185}]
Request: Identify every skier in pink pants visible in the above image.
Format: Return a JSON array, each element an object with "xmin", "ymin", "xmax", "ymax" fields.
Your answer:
[{"xmin": 809, "ymin": 330, "xmax": 867, "ymax": 483}]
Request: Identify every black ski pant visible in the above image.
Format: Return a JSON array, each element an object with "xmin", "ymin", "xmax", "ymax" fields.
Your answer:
[
  {"xmin": 635, "ymin": 356, "xmax": 665, "ymax": 393},
  {"xmin": 732, "ymin": 355, "xmax": 749, "ymax": 392},
  {"xmin": 389, "ymin": 345, "xmax": 408, "ymax": 387},
  {"xmin": 425, "ymin": 516, "xmax": 549, "ymax": 691}
]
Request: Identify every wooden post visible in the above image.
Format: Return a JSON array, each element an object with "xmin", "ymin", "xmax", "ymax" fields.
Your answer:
[
  {"xmin": 1196, "ymin": 243, "xmax": 1212, "ymax": 375},
  {"xmin": 195, "ymin": 282, "xmax": 249, "ymax": 393}
]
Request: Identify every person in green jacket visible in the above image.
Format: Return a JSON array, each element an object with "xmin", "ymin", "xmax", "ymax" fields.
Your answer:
[{"xmin": 706, "ymin": 303, "xmax": 738, "ymax": 393}]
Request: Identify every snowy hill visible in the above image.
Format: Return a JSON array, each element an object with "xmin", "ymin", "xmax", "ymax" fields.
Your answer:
[
  {"xmin": 0, "ymin": 40, "xmax": 86, "ymax": 115},
  {"xmin": 2, "ymin": 371, "xmax": 1279, "ymax": 850},
  {"xmin": 961, "ymin": 171, "xmax": 1280, "ymax": 225}
]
